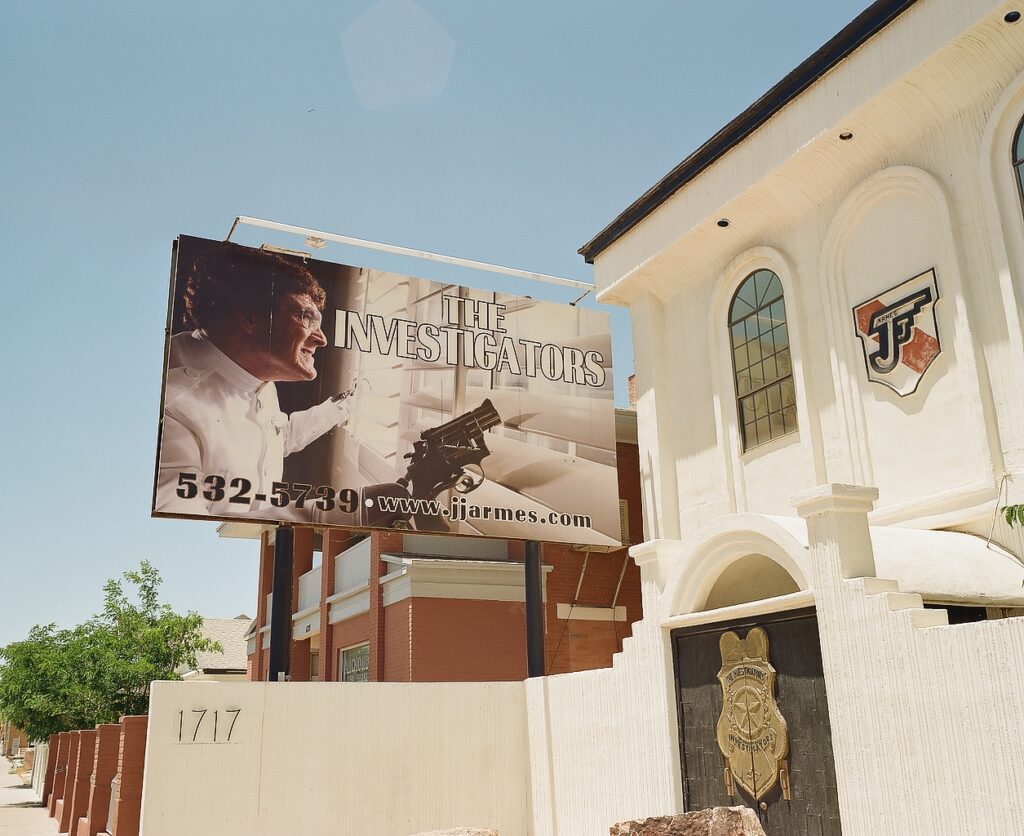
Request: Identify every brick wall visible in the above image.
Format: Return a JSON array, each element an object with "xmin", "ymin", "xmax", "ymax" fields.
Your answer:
[
  {"xmin": 250, "ymin": 541, "xmax": 643, "ymax": 682},
  {"xmin": 252, "ymin": 530, "xmax": 272, "ymax": 681},
  {"xmin": 78, "ymin": 723, "xmax": 120, "ymax": 836},
  {"xmin": 370, "ymin": 531, "xmax": 404, "ymax": 681},
  {"xmin": 109, "ymin": 715, "xmax": 148, "ymax": 836},
  {"xmin": 65, "ymin": 728, "xmax": 95, "ymax": 834},
  {"xmin": 47, "ymin": 731, "xmax": 70, "ymax": 816},
  {"xmin": 41, "ymin": 717, "xmax": 150, "ymax": 836},
  {"xmin": 244, "ymin": 434, "xmax": 645, "ymax": 685},
  {"xmin": 53, "ymin": 730, "xmax": 79, "ymax": 826},
  {"xmin": 287, "ymin": 528, "xmax": 315, "ymax": 682},
  {"xmin": 382, "ymin": 600, "xmax": 412, "ymax": 681},
  {"xmin": 406, "ymin": 598, "xmax": 527, "ymax": 681},
  {"xmin": 542, "ymin": 541, "xmax": 642, "ymax": 675},
  {"xmin": 319, "ymin": 529, "xmax": 351, "ymax": 681}
]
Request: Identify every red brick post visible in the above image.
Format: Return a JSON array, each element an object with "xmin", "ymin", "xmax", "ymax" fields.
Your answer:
[
  {"xmin": 253, "ymin": 530, "xmax": 273, "ymax": 680},
  {"xmin": 108, "ymin": 716, "xmax": 148, "ymax": 836},
  {"xmin": 77, "ymin": 723, "xmax": 120, "ymax": 836},
  {"xmin": 289, "ymin": 527, "xmax": 315, "ymax": 681},
  {"xmin": 369, "ymin": 531, "xmax": 403, "ymax": 681},
  {"xmin": 320, "ymin": 529, "xmax": 348, "ymax": 682},
  {"xmin": 65, "ymin": 728, "xmax": 95, "ymax": 833},
  {"xmin": 43, "ymin": 732, "xmax": 60, "ymax": 807},
  {"xmin": 48, "ymin": 732, "xmax": 71, "ymax": 816},
  {"xmin": 55, "ymin": 730, "xmax": 81, "ymax": 830}
]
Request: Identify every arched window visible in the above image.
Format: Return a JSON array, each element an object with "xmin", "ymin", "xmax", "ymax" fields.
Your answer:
[
  {"xmin": 1013, "ymin": 116, "xmax": 1024, "ymax": 210},
  {"xmin": 728, "ymin": 270, "xmax": 796, "ymax": 450}
]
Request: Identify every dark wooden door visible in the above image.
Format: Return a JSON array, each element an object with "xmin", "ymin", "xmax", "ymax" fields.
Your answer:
[{"xmin": 672, "ymin": 607, "xmax": 841, "ymax": 835}]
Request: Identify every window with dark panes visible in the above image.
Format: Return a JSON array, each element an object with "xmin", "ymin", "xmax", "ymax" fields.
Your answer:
[{"xmin": 728, "ymin": 270, "xmax": 797, "ymax": 450}]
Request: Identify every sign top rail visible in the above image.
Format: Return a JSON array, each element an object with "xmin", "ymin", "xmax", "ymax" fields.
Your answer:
[{"xmin": 226, "ymin": 215, "xmax": 595, "ymax": 292}]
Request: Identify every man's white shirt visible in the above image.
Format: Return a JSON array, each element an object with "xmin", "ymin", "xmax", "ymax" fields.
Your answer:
[{"xmin": 155, "ymin": 330, "xmax": 348, "ymax": 518}]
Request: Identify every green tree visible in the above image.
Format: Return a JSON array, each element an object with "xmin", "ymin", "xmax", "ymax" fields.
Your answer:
[{"xmin": 0, "ymin": 561, "xmax": 219, "ymax": 740}]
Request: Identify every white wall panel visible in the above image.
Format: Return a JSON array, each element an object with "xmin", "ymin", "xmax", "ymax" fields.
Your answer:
[{"xmin": 140, "ymin": 681, "xmax": 529, "ymax": 836}]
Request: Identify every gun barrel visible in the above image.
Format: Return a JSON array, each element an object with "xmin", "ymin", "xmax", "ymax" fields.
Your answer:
[{"xmin": 422, "ymin": 399, "xmax": 501, "ymax": 443}]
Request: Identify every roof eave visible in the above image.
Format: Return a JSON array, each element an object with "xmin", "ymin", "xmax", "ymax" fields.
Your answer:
[{"xmin": 578, "ymin": 0, "xmax": 920, "ymax": 264}]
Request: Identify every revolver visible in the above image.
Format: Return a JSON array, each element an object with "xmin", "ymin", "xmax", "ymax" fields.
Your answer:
[{"xmin": 360, "ymin": 399, "xmax": 502, "ymax": 531}]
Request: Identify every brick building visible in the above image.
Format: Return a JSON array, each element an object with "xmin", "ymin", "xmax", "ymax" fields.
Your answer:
[
  {"xmin": 0, "ymin": 721, "xmax": 29, "ymax": 757},
  {"xmin": 230, "ymin": 408, "xmax": 643, "ymax": 683}
]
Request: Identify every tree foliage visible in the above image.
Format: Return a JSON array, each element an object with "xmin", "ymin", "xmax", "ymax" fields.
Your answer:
[{"xmin": 0, "ymin": 562, "xmax": 219, "ymax": 740}]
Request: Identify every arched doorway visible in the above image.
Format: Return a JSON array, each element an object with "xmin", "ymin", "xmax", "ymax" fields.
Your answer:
[
  {"xmin": 666, "ymin": 520, "xmax": 841, "ymax": 835},
  {"xmin": 701, "ymin": 554, "xmax": 801, "ymax": 610}
]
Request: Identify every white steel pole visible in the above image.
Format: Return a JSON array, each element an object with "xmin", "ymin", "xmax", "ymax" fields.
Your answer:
[{"xmin": 226, "ymin": 215, "xmax": 595, "ymax": 292}]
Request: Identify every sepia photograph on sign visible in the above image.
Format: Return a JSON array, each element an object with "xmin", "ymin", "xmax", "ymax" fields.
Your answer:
[{"xmin": 153, "ymin": 235, "xmax": 620, "ymax": 547}]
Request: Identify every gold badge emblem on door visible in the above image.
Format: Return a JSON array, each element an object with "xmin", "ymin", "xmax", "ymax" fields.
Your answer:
[{"xmin": 716, "ymin": 627, "xmax": 790, "ymax": 802}]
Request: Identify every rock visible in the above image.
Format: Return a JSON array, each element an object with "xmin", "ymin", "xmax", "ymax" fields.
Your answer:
[{"xmin": 610, "ymin": 807, "xmax": 766, "ymax": 836}]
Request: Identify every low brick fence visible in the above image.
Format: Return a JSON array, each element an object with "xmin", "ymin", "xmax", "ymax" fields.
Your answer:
[{"xmin": 41, "ymin": 715, "xmax": 148, "ymax": 836}]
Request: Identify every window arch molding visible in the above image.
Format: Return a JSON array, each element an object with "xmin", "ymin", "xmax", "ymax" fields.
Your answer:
[
  {"xmin": 659, "ymin": 513, "xmax": 810, "ymax": 619},
  {"xmin": 1013, "ymin": 116, "xmax": 1024, "ymax": 212},
  {"xmin": 820, "ymin": 165, "xmax": 981, "ymax": 489},
  {"xmin": 979, "ymin": 68, "xmax": 1024, "ymax": 343}
]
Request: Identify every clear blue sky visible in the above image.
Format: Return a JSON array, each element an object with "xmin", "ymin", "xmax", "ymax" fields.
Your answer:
[{"xmin": 0, "ymin": 0, "xmax": 871, "ymax": 645}]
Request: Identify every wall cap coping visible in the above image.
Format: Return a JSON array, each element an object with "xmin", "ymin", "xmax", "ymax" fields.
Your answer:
[
  {"xmin": 328, "ymin": 588, "xmax": 371, "ymax": 625},
  {"xmin": 793, "ymin": 483, "xmax": 879, "ymax": 517},
  {"xmin": 556, "ymin": 603, "xmax": 628, "ymax": 622},
  {"xmin": 379, "ymin": 556, "xmax": 551, "ymax": 606},
  {"xmin": 628, "ymin": 539, "xmax": 683, "ymax": 566},
  {"xmin": 325, "ymin": 582, "xmax": 371, "ymax": 606},
  {"xmin": 290, "ymin": 604, "xmax": 319, "ymax": 622}
]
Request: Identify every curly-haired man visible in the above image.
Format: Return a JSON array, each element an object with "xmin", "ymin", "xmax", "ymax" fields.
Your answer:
[{"xmin": 155, "ymin": 241, "xmax": 350, "ymax": 518}]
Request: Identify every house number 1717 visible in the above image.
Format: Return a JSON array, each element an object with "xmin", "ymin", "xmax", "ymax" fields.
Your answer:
[{"xmin": 176, "ymin": 708, "xmax": 241, "ymax": 743}]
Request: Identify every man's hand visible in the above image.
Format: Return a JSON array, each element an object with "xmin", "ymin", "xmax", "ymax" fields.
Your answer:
[{"xmin": 330, "ymin": 379, "xmax": 359, "ymax": 404}]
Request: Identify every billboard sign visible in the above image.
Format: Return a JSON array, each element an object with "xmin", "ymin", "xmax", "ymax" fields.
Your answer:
[{"xmin": 153, "ymin": 235, "xmax": 620, "ymax": 547}]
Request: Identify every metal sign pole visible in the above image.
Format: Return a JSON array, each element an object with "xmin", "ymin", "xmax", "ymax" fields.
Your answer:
[
  {"xmin": 525, "ymin": 540, "xmax": 545, "ymax": 677},
  {"xmin": 226, "ymin": 215, "xmax": 595, "ymax": 291},
  {"xmin": 267, "ymin": 526, "xmax": 294, "ymax": 682}
]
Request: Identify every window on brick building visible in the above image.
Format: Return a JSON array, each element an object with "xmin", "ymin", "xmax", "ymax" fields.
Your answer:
[
  {"xmin": 728, "ymin": 269, "xmax": 796, "ymax": 450},
  {"xmin": 339, "ymin": 643, "xmax": 369, "ymax": 682}
]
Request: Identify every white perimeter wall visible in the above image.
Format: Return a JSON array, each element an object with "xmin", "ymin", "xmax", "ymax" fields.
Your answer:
[
  {"xmin": 29, "ymin": 742, "xmax": 48, "ymax": 803},
  {"xmin": 796, "ymin": 490, "xmax": 1024, "ymax": 835},
  {"xmin": 138, "ymin": 573, "xmax": 686, "ymax": 836},
  {"xmin": 140, "ymin": 680, "xmax": 529, "ymax": 836},
  {"xmin": 525, "ymin": 574, "xmax": 681, "ymax": 835}
]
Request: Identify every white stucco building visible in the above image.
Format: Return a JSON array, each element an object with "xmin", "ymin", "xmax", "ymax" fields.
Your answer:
[{"xmin": 569, "ymin": 0, "xmax": 1024, "ymax": 831}]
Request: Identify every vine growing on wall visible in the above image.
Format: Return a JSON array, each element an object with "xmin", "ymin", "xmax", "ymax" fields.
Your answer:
[{"xmin": 1002, "ymin": 504, "xmax": 1024, "ymax": 528}]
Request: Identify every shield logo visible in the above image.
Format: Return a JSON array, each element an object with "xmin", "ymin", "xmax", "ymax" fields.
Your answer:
[
  {"xmin": 852, "ymin": 269, "xmax": 941, "ymax": 396},
  {"xmin": 716, "ymin": 627, "xmax": 788, "ymax": 801}
]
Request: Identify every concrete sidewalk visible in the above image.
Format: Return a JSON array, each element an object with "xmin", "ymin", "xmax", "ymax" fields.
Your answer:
[{"xmin": 0, "ymin": 755, "xmax": 53, "ymax": 834}]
